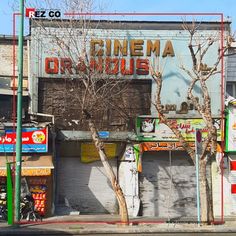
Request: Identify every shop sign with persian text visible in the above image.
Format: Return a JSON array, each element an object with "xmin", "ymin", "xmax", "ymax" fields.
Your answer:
[
  {"xmin": 136, "ymin": 117, "xmax": 221, "ymax": 142},
  {"xmin": 0, "ymin": 127, "xmax": 48, "ymax": 153}
]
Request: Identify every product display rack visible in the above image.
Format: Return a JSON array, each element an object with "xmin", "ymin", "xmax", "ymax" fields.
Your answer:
[
  {"xmin": 29, "ymin": 177, "xmax": 47, "ymax": 216},
  {"xmin": 0, "ymin": 177, "xmax": 7, "ymax": 220}
]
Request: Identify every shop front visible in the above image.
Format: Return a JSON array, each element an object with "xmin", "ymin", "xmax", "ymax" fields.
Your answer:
[
  {"xmin": 56, "ymin": 141, "xmax": 119, "ymax": 215},
  {"xmin": 216, "ymin": 103, "xmax": 236, "ymax": 217},
  {"xmin": 119, "ymin": 142, "xmax": 199, "ymax": 218},
  {"xmin": 0, "ymin": 155, "xmax": 54, "ymax": 217},
  {"xmin": 131, "ymin": 116, "xmax": 222, "ymax": 218},
  {"xmin": 139, "ymin": 145, "xmax": 197, "ymax": 218},
  {"xmin": 0, "ymin": 126, "xmax": 54, "ymax": 217}
]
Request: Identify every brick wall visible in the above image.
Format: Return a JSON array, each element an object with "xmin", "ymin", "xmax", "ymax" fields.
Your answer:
[{"xmin": 38, "ymin": 78, "xmax": 151, "ymax": 131}]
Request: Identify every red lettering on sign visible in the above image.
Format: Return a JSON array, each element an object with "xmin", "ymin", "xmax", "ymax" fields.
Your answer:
[
  {"xmin": 231, "ymin": 184, "xmax": 236, "ymax": 194},
  {"xmin": 45, "ymin": 57, "xmax": 59, "ymax": 74},
  {"xmin": 136, "ymin": 59, "xmax": 149, "ymax": 75},
  {"xmin": 105, "ymin": 58, "xmax": 119, "ymax": 75},
  {"xmin": 121, "ymin": 58, "xmax": 134, "ymax": 75},
  {"xmin": 60, "ymin": 58, "xmax": 73, "ymax": 74},
  {"xmin": 25, "ymin": 8, "xmax": 35, "ymax": 17},
  {"xmin": 90, "ymin": 57, "xmax": 103, "ymax": 73},
  {"xmin": 44, "ymin": 57, "xmax": 151, "ymax": 76}
]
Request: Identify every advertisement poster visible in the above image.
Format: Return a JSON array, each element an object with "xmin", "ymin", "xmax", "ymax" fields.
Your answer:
[
  {"xmin": 0, "ymin": 127, "xmax": 48, "ymax": 153},
  {"xmin": 225, "ymin": 106, "xmax": 236, "ymax": 152},
  {"xmin": 136, "ymin": 117, "xmax": 221, "ymax": 142},
  {"xmin": 81, "ymin": 143, "xmax": 117, "ymax": 163}
]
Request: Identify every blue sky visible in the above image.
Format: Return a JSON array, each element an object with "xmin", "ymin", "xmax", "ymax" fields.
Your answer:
[{"xmin": 0, "ymin": 0, "xmax": 235, "ymax": 35}]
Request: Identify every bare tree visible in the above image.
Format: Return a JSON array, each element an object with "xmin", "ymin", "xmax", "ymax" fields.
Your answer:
[
  {"xmin": 151, "ymin": 21, "xmax": 230, "ymax": 224},
  {"xmin": 31, "ymin": 0, "xmax": 130, "ymax": 224}
]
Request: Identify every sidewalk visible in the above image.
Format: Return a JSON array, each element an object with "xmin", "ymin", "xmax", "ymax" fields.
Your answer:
[{"xmin": 1, "ymin": 215, "xmax": 236, "ymax": 235}]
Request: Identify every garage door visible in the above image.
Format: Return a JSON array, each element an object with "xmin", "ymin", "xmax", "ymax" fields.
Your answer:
[
  {"xmin": 57, "ymin": 156, "xmax": 118, "ymax": 214},
  {"xmin": 140, "ymin": 151, "xmax": 197, "ymax": 219}
]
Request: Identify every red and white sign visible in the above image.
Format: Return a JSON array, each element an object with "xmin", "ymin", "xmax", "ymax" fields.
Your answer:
[
  {"xmin": 25, "ymin": 8, "xmax": 61, "ymax": 18},
  {"xmin": 0, "ymin": 127, "xmax": 48, "ymax": 153},
  {"xmin": 0, "ymin": 128, "xmax": 47, "ymax": 145}
]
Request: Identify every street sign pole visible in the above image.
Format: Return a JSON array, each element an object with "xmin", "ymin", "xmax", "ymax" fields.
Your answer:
[
  {"xmin": 195, "ymin": 152, "xmax": 201, "ymax": 224},
  {"xmin": 195, "ymin": 129, "xmax": 202, "ymax": 224},
  {"xmin": 7, "ymin": 163, "xmax": 13, "ymax": 225}
]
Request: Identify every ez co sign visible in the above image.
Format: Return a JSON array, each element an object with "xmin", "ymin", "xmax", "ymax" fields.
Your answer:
[{"xmin": 26, "ymin": 8, "xmax": 61, "ymax": 18}]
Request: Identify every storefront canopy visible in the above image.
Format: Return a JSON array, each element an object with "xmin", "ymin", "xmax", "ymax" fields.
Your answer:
[{"xmin": 0, "ymin": 155, "xmax": 54, "ymax": 176}]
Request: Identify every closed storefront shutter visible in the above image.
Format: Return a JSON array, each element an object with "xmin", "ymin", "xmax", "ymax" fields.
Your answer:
[
  {"xmin": 57, "ymin": 156, "xmax": 118, "ymax": 214},
  {"xmin": 140, "ymin": 151, "xmax": 197, "ymax": 219}
]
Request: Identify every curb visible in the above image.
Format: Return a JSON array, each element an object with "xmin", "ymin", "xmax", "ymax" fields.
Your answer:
[{"xmin": 1, "ymin": 223, "xmax": 236, "ymax": 235}]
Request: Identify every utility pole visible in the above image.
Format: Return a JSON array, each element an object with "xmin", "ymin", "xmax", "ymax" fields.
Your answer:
[{"xmin": 14, "ymin": 0, "xmax": 24, "ymax": 222}]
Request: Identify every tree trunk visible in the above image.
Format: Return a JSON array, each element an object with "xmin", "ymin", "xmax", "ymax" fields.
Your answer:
[
  {"xmin": 199, "ymin": 159, "xmax": 214, "ymax": 224},
  {"xmin": 84, "ymin": 112, "xmax": 129, "ymax": 225}
]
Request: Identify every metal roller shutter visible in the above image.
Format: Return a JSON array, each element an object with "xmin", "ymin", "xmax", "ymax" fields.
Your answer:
[
  {"xmin": 140, "ymin": 151, "xmax": 197, "ymax": 219},
  {"xmin": 57, "ymin": 156, "xmax": 118, "ymax": 214}
]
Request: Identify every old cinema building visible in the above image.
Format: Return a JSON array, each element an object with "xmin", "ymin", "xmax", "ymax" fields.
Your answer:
[{"xmin": 29, "ymin": 19, "xmax": 231, "ymax": 218}]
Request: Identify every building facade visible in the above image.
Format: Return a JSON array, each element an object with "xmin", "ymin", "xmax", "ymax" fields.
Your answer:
[
  {"xmin": 222, "ymin": 41, "xmax": 236, "ymax": 216},
  {"xmin": 0, "ymin": 36, "xmax": 54, "ymax": 217},
  {"xmin": 27, "ymin": 19, "xmax": 232, "ymax": 219}
]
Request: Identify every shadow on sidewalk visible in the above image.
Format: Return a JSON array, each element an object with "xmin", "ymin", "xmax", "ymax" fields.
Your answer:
[{"xmin": 0, "ymin": 223, "xmax": 74, "ymax": 235}]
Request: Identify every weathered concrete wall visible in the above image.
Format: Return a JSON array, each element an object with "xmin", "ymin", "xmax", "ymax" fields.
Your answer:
[
  {"xmin": 0, "ymin": 43, "xmax": 28, "ymax": 77},
  {"xmin": 30, "ymin": 20, "xmax": 226, "ymax": 118}
]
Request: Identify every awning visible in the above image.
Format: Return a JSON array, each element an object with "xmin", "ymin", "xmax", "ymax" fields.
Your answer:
[
  {"xmin": 0, "ymin": 155, "xmax": 54, "ymax": 176},
  {"xmin": 57, "ymin": 130, "xmax": 137, "ymax": 141}
]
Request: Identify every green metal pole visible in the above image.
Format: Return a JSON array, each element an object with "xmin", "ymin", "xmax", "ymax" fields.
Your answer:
[
  {"xmin": 14, "ymin": 0, "xmax": 24, "ymax": 223},
  {"xmin": 7, "ymin": 163, "xmax": 13, "ymax": 225}
]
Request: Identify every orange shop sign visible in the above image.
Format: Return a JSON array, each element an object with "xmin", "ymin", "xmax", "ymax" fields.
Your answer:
[{"xmin": 140, "ymin": 142, "xmax": 195, "ymax": 152}]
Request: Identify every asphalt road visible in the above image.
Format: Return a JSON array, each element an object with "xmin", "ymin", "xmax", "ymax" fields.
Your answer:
[{"xmin": 35, "ymin": 234, "xmax": 236, "ymax": 236}]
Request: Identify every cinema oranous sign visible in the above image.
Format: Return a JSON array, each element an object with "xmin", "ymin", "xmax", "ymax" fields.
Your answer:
[{"xmin": 44, "ymin": 39, "xmax": 175, "ymax": 76}]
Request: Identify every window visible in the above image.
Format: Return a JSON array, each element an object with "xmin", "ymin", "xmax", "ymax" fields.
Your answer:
[{"xmin": 226, "ymin": 82, "xmax": 236, "ymax": 98}]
